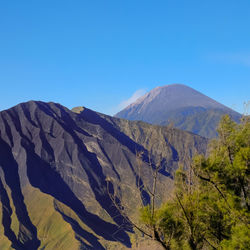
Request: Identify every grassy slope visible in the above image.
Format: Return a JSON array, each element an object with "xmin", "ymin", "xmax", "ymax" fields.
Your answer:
[
  {"xmin": 0, "ymin": 177, "xmax": 16, "ymax": 250},
  {"xmin": 0, "ymin": 182, "xmax": 129, "ymax": 249},
  {"xmin": 22, "ymin": 185, "xmax": 80, "ymax": 250},
  {"xmin": 0, "ymin": 205, "xmax": 12, "ymax": 250},
  {"xmin": 0, "ymin": 183, "xmax": 80, "ymax": 250}
]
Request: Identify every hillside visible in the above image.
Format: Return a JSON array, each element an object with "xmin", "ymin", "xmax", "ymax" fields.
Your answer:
[
  {"xmin": 0, "ymin": 101, "xmax": 207, "ymax": 249},
  {"xmin": 115, "ymin": 84, "xmax": 241, "ymax": 138}
]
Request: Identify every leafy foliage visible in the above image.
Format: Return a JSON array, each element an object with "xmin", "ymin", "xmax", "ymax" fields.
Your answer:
[{"xmin": 139, "ymin": 115, "xmax": 250, "ymax": 249}]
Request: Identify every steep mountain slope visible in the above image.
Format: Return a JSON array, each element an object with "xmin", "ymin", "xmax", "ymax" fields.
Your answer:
[
  {"xmin": 115, "ymin": 84, "xmax": 241, "ymax": 138},
  {"xmin": 0, "ymin": 101, "xmax": 207, "ymax": 249}
]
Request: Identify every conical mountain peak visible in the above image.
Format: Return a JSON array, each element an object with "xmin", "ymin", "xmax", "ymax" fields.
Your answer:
[{"xmin": 115, "ymin": 84, "xmax": 241, "ymax": 138}]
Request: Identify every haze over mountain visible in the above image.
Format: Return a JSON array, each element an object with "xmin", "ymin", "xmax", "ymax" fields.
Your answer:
[
  {"xmin": 0, "ymin": 101, "xmax": 207, "ymax": 249},
  {"xmin": 115, "ymin": 84, "xmax": 242, "ymax": 138}
]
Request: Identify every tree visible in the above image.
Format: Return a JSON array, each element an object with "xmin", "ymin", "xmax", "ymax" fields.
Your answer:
[
  {"xmin": 107, "ymin": 115, "xmax": 249, "ymax": 249},
  {"xmin": 194, "ymin": 115, "xmax": 250, "ymax": 249},
  {"xmin": 107, "ymin": 151, "xmax": 171, "ymax": 249},
  {"xmin": 139, "ymin": 115, "xmax": 250, "ymax": 249}
]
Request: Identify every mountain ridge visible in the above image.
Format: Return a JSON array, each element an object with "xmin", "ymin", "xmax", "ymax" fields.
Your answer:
[{"xmin": 0, "ymin": 100, "xmax": 207, "ymax": 249}]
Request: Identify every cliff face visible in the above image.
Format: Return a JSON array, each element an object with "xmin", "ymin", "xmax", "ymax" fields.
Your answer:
[{"xmin": 0, "ymin": 101, "xmax": 207, "ymax": 249}]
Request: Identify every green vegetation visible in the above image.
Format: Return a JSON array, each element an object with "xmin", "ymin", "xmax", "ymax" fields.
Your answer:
[
  {"xmin": 139, "ymin": 115, "xmax": 250, "ymax": 249},
  {"xmin": 163, "ymin": 107, "xmax": 241, "ymax": 138},
  {"xmin": 23, "ymin": 186, "xmax": 80, "ymax": 250}
]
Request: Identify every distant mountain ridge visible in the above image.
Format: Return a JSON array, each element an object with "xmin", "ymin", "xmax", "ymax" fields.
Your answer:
[{"xmin": 115, "ymin": 84, "xmax": 241, "ymax": 138}]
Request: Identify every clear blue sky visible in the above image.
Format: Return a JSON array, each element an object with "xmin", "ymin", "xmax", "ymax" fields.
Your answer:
[{"xmin": 0, "ymin": 0, "xmax": 249, "ymax": 115}]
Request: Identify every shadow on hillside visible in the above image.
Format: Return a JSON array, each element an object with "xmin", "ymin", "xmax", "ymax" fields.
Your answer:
[
  {"xmin": 0, "ymin": 102, "xmax": 173, "ymax": 249},
  {"xmin": 54, "ymin": 201, "xmax": 105, "ymax": 250},
  {"xmin": 6, "ymin": 102, "xmax": 131, "ymax": 248},
  {"xmin": 0, "ymin": 137, "xmax": 40, "ymax": 250}
]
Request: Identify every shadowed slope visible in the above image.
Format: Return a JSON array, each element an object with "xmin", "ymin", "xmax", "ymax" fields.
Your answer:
[
  {"xmin": 0, "ymin": 137, "xmax": 40, "ymax": 250},
  {"xmin": 0, "ymin": 101, "xmax": 207, "ymax": 249}
]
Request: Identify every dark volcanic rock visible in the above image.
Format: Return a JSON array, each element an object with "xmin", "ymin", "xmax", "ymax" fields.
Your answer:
[{"xmin": 0, "ymin": 101, "xmax": 207, "ymax": 249}]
